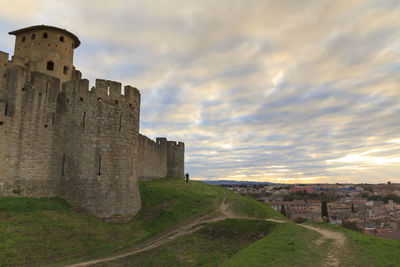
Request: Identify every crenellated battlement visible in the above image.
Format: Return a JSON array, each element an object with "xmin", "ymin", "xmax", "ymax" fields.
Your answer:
[
  {"xmin": 139, "ymin": 134, "xmax": 170, "ymax": 150},
  {"xmin": 0, "ymin": 51, "xmax": 8, "ymax": 63},
  {"xmin": 61, "ymin": 79, "xmax": 140, "ymax": 109},
  {"xmin": 167, "ymin": 141, "xmax": 185, "ymax": 151},
  {"xmin": 138, "ymin": 134, "xmax": 184, "ymax": 180}
]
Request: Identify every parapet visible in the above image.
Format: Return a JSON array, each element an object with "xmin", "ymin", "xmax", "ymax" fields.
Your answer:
[
  {"xmin": 156, "ymin": 137, "xmax": 167, "ymax": 145},
  {"xmin": 0, "ymin": 51, "xmax": 8, "ymax": 63},
  {"xmin": 139, "ymin": 134, "xmax": 169, "ymax": 150},
  {"xmin": 71, "ymin": 68, "xmax": 82, "ymax": 80},
  {"xmin": 61, "ymin": 78, "xmax": 140, "ymax": 109},
  {"xmin": 11, "ymin": 55, "xmax": 26, "ymax": 67},
  {"xmin": 167, "ymin": 141, "xmax": 185, "ymax": 151}
]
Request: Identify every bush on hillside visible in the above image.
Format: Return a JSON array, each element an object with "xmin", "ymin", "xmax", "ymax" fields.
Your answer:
[
  {"xmin": 342, "ymin": 221, "xmax": 363, "ymax": 232},
  {"xmin": 293, "ymin": 217, "xmax": 307, "ymax": 224}
]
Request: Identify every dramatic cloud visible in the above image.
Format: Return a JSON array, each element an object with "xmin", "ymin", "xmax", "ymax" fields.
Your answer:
[{"xmin": 1, "ymin": 0, "xmax": 399, "ymax": 183}]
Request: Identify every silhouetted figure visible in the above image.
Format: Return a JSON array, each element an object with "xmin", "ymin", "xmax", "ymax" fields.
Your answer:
[{"xmin": 185, "ymin": 173, "xmax": 189, "ymax": 183}]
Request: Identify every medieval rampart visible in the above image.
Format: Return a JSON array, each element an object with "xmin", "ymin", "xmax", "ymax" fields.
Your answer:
[
  {"xmin": 0, "ymin": 25, "xmax": 185, "ymax": 222},
  {"xmin": 56, "ymin": 78, "xmax": 141, "ymax": 219},
  {"xmin": 167, "ymin": 141, "xmax": 185, "ymax": 178},
  {"xmin": 137, "ymin": 135, "xmax": 184, "ymax": 181}
]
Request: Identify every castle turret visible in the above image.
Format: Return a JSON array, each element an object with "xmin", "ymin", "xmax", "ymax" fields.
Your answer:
[{"xmin": 9, "ymin": 25, "xmax": 80, "ymax": 86}]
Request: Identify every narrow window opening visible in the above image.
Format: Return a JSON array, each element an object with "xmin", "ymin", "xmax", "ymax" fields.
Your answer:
[
  {"xmin": 31, "ymin": 34, "xmax": 35, "ymax": 40},
  {"xmin": 119, "ymin": 114, "xmax": 122, "ymax": 133},
  {"xmin": 44, "ymin": 124, "xmax": 48, "ymax": 128},
  {"xmin": 4, "ymin": 101, "xmax": 8, "ymax": 116},
  {"xmin": 98, "ymin": 98, "xmax": 102, "ymax": 102},
  {"xmin": 59, "ymin": 36, "xmax": 64, "ymax": 42},
  {"xmin": 63, "ymin": 66, "xmax": 68, "ymax": 75},
  {"xmin": 82, "ymin": 112, "xmax": 86, "ymax": 129},
  {"xmin": 21, "ymin": 36, "xmax": 26, "ymax": 42},
  {"xmin": 115, "ymin": 100, "xmax": 119, "ymax": 104},
  {"xmin": 21, "ymin": 87, "xmax": 25, "ymax": 91},
  {"xmin": 52, "ymin": 113, "xmax": 55, "ymax": 125},
  {"xmin": 39, "ymin": 92, "xmax": 42, "ymax": 96},
  {"xmin": 47, "ymin": 61, "xmax": 54, "ymax": 71},
  {"xmin": 98, "ymin": 155, "xmax": 101, "ymax": 176},
  {"xmin": 42, "ymin": 32, "xmax": 48, "ymax": 39},
  {"xmin": 129, "ymin": 103, "xmax": 132, "ymax": 108},
  {"xmin": 0, "ymin": 121, "xmax": 3, "ymax": 125},
  {"xmin": 61, "ymin": 154, "xmax": 65, "ymax": 176}
]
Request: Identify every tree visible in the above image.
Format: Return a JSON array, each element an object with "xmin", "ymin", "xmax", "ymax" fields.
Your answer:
[
  {"xmin": 321, "ymin": 201, "xmax": 329, "ymax": 219},
  {"xmin": 342, "ymin": 221, "xmax": 362, "ymax": 232},
  {"xmin": 383, "ymin": 194, "xmax": 400, "ymax": 204},
  {"xmin": 280, "ymin": 205, "xmax": 286, "ymax": 217},
  {"xmin": 351, "ymin": 203, "xmax": 355, "ymax": 213}
]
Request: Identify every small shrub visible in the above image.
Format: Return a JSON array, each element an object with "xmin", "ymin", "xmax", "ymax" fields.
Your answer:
[
  {"xmin": 294, "ymin": 217, "xmax": 307, "ymax": 224},
  {"xmin": 12, "ymin": 189, "xmax": 21, "ymax": 194},
  {"xmin": 342, "ymin": 221, "xmax": 363, "ymax": 232}
]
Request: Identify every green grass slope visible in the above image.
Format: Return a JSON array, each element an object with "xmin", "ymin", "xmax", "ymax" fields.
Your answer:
[
  {"xmin": 94, "ymin": 219, "xmax": 278, "ymax": 267},
  {"xmin": 4, "ymin": 177, "xmax": 398, "ymax": 267},
  {"xmin": 309, "ymin": 222, "xmax": 400, "ymax": 267},
  {"xmin": 0, "ymin": 177, "xmax": 281, "ymax": 266},
  {"xmin": 221, "ymin": 222, "xmax": 331, "ymax": 267}
]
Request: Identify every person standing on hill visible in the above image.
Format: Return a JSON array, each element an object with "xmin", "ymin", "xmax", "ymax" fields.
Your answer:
[{"xmin": 185, "ymin": 173, "xmax": 189, "ymax": 183}]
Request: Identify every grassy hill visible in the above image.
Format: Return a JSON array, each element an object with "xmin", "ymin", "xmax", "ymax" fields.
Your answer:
[
  {"xmin": 0, "ymin": 177, "xmax": 282, "ymax": 266},
  {"xmin": 0, "ymin": 177, "xmax": 399, "ymax": 266}
]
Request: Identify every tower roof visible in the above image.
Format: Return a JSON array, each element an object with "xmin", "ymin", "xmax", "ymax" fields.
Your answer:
[{"xmin": 9, "ymin": 25, "xmax": 81, "ymax": 48}]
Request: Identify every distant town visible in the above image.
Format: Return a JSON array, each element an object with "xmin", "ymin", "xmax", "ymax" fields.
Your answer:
[{"xmin": 208, "ymin": 181, "xmax": 400, "ymax": 240}]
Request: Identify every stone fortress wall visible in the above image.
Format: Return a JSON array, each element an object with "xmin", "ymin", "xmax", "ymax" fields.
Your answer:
[
  {"xmin": 0, "ymin": 25, "xmax": 184, "ymax": 222},
  {"xmin": 138, "ymin": 134, "xmax": 185, "ymax": 181}
]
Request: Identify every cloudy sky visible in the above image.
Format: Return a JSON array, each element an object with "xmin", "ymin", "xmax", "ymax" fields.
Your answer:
[{"xmin": 0, "ymin": 0, "xmax": 399, "ymax": 183}]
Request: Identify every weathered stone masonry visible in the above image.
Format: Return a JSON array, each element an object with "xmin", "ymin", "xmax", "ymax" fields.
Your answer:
[
  {"xmin": 0, "ymin": 25, "xmax": 184, "ymax": 221},
  {"xmin": 138, "ymin": 134, "xmax": 184, "ymax": 181}
]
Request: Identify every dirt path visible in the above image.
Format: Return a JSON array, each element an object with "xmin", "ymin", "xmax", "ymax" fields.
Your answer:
[
  {"xmin": 69, "ymin": 191, "xmax": 347, "ymax": 267},
  {"xmin": 68, "ymin": 190, "xmax": 230, "ymax": 267},
  {"xmin": 265, "ymin": 219, "xmax": 346, "ymax": 267},
  {"xmin": 300, "ymin": 224, "xmax": 346, "ymax": 267}
]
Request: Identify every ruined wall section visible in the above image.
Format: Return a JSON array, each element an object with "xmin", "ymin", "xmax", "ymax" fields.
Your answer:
[
  {"xmin": 0, "ymin": 65, "xmax": 60, "ymax": 196},
  {"xmin": 138, "ymin": 135, "xmax": 167, "ymax": 181},
  {"xmin": 167, "ymin": 141, "xmax": 185, "ymax": 178},
  {"xmin": 57, "ymin": 79, "xmax": 141, "ymax": 221}
]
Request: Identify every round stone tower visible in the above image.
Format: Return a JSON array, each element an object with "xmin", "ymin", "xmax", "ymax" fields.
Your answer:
[{"xmin": 9, "ymin": 25, "xmax": 80, "ymax": 85}]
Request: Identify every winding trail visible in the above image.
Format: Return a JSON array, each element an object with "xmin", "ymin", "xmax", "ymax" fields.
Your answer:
[
  {"xmin": 264, "ymin": 219, "xmax": 346, "ymax": 266},
  {"xmin": 68, "ymin": 190, "xmax": 231, "ymax": 267},
  {"xmin": 300, "ymin": 224, "xmax": 346, "ymax": 267},
  {"xmin": 68, "ymin": 190, "xmax": 347, "ymax": 267}
]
